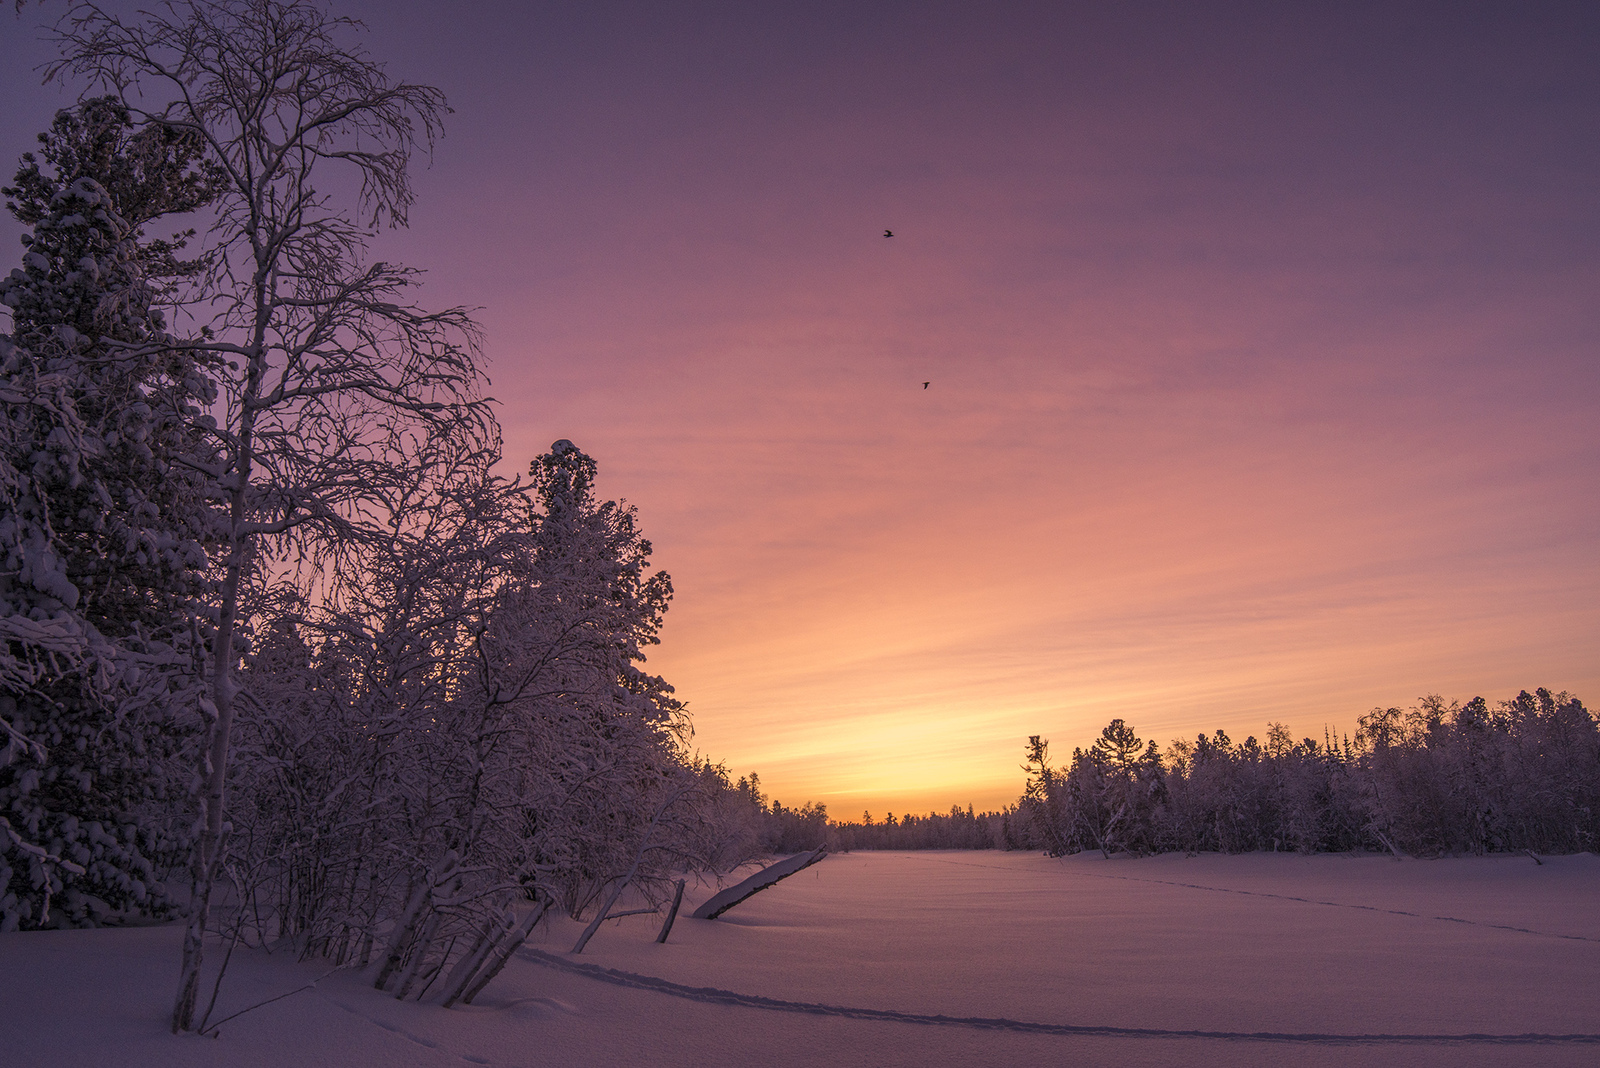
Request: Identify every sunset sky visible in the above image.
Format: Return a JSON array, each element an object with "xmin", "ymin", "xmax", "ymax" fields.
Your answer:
[{"xmin": 3, "ymin": 1, "xmax": 1597, "ymax": 817}]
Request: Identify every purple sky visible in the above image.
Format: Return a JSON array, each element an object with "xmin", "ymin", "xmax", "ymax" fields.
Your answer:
[{"xmin": 4, "ymin": 1, "xmax": 1598, "ymax": 815}]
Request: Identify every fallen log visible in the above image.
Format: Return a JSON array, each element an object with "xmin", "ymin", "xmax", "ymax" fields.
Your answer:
[{"xmin": 690, "ymin": 848, "xmax": 828, "ymax": 921}]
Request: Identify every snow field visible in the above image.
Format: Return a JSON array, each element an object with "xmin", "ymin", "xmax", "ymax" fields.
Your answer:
[{"xmin": 2, "ymin": 850, "xmax": 1596, "ymax": 1067}]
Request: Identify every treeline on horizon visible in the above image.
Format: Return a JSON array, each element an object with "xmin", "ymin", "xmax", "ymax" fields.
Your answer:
[{"xmin": 744, "ymin": 688, "xmax": 1599, "ymax": 857}]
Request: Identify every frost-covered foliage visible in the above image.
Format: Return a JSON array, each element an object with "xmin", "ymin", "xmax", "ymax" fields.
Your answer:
[
  {"xmin": 0, "ymin": 98, "xmax": 220, "ymax": 931},
  {"xmin": 217, "ymin": 440, "xmax": 742, "ymax": 1010},
  {"xmin": 709, "ymin": 772, "xmax": 831, "ymax": 853},
  {"xmin": 1014, "ymin": 691, "xmax": 1599, "ymax": 857},
  {"xmin": 7, "ymin": 0, "xmax": 760, "ymax": 1029},
  {"xmin": 41, "ymin": 0, "xmax": 497, "ymax": 1029},
  {"xmin": 7, "ymin": 1, "xmax": 755, "ymax": 1023},
  {"xmin": 5, "ymin": 95, "xmax": 221, "ymax": 294},
  {"xmin": 1353, "ymin": 690, "xmax": 1600, "ymax": 856}
]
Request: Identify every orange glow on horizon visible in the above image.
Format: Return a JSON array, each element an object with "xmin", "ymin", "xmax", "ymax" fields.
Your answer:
[{"xmin": 3, "ymin": 3, "xmax": 1596, "ymax": 820}]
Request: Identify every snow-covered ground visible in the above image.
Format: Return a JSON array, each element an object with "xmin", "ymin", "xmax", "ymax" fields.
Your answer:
[{"xmin": 3, "ymin": 851, "xmax": 1596, "ymax": 1067}]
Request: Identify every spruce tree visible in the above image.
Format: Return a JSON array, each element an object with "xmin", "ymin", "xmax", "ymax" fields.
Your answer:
[{"xmin": 0, "ymin": 99, "xmax": 219, "ymax": 930}]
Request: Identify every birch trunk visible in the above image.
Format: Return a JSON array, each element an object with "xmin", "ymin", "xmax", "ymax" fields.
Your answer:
[
  {"xmin": 655, "ymin": 879, "xmax": 686, "ymax": 944},
  {"xmin": 459, "ymin": 901, "xmax": 548, "ymax": 1007}
]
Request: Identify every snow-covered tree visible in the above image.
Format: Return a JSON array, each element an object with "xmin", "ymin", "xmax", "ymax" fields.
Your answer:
[
  {"xmin": 0, "ymin": 97, "xmax": 220, "ymax": 931},
  {"xmin": 221, "ymin": 439, "xmax": 716, "ymax": 1007},
  {"xmin": 43, "ymin": 0, "xmax": 492, "ymax": 1029},
  {"xmin": 1354, "ymin": 689, "xmax": 1600, "ymax": 856},
  {"xmin": 506, "ymin": 440, "xmax": 687, "ymax": 915},
  {"xmin": 11, "ymin": 3, "xmax": 765, "ymax": 1020},
  {"xmin": 1012, "ymin": 690, "xmax": 1596, "ymax": 858}
]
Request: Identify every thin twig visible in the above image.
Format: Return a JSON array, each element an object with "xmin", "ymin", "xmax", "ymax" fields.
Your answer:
[{"xmin": 199, "ymin": 967, "xmax": 339, "ymax": 1037}]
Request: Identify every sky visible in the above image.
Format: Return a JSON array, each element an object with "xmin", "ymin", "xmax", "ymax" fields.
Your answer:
[{"xmin": 2, "ymin": 1, "xmax": 1597, "ymax": 818}]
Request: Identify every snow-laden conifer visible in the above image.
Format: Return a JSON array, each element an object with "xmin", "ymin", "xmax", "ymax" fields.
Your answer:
[{"xmin": 0, "ymin": 97, "xmax": 220, "ymax": 931}]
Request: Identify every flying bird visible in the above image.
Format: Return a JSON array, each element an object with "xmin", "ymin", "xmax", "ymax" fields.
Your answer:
[
  {"xmin": 922, "ymin": 381, "xmax": 930, "ymax": 389},
  {"xmin": 884, "ymin": 229, "xmax": 894, "ymax": 237}
]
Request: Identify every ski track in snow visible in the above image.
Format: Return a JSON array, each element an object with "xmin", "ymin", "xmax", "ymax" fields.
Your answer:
[
  {"xmin": 914, "ymin": 855, "xmax": 1600, "ymax": 944},
  {"xmin": 323, "ymin": 995, "xmax": 494, "ymax": 1066},
  {"xmin": 518, "ymin": 949, "xmax": 1600, "ymax": 1047}
]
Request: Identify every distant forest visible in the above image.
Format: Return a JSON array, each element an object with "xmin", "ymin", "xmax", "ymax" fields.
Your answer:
[{"xmin": 747, "ymin": 688, "xmax": 1598, "ymax": 857}]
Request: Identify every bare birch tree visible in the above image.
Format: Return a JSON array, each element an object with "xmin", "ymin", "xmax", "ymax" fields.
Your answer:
[{"xmin": 44, "ymin": 0, "xmax": 491, "ymax": 1031}]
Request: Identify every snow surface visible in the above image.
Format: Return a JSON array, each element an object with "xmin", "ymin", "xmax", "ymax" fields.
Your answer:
[{"xmin": 2, "ymin": 851, "xmax": 1597, "ymax": 1067}]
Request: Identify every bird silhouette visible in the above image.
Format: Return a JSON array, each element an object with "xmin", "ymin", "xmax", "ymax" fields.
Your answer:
[
  {"xmin": 922, "ymin": 381, "xmax": 930, "ymax": 389},
  {"xmin": 884, "ymin": 229, "xmax": 894, "ymax": 238}
]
